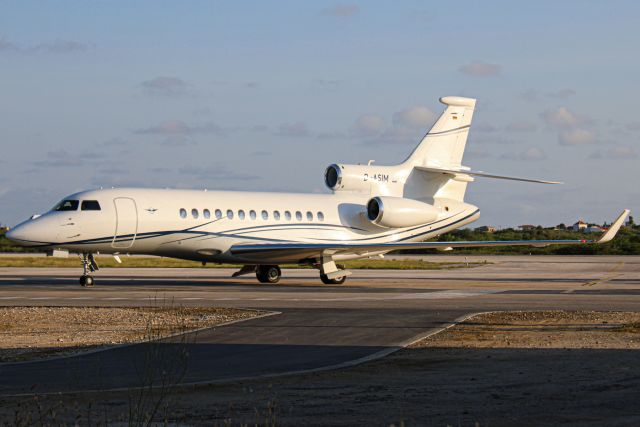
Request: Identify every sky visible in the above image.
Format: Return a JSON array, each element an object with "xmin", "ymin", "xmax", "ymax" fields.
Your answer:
[{"xmin": 1, "ymin": 1, "xmax": 639, "ymax": 228}]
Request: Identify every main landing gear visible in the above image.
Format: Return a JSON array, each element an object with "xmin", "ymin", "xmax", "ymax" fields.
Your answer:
[
  {"xmin": 256, "ymin": 265, "xmax": 281, "ymax": 284},
  {"xmin": 79, "ymin": 253, "xmax": 99, "ymax": 287},
  {"xmin": 318, "ymin": 256, "xmax": 350, "ymax": 285},
  {"xmin": 320, "ymin": 273, "xmax": 347, "ymax": 285}
]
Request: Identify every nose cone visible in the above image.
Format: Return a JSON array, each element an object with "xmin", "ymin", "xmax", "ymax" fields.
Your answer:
[
  {"xmin": 5, "ymin": 222, "xmax": 42, "ymax": 247},
  {"xmin": 5, "ymin": 225, "xmax": 26, "ymax": 245}
]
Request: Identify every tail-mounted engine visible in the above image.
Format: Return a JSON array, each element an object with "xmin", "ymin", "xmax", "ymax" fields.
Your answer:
[
  {"xmin": 324, "ymin": 163, "xmax": 405, "ymax": 195},
  {"xmin": 366, "ymin": 196, "xmax": 439, "ymax": 228}
]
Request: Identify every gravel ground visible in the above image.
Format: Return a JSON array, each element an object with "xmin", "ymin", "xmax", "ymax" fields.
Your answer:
[
  {"xmin": 2, "ymin": 310, "xmax": 640, "ymax": 426},
  {"xmin": 413, "ymin": 310, "xmax": 640, "ymax": 349},
  {"xmin": 0, "ymin": 306, "xmax": 259, "ymax": 363}
]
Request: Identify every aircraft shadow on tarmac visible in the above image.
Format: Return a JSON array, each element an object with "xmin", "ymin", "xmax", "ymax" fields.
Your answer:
[{"xmin": 0, "ymin": 339, "xmax": 392, "ymax": 395}]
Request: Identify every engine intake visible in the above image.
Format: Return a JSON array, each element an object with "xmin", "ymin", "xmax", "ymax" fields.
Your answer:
[
  {"xmin": 366, "ymin": 196, "xmax": 439, "ymax": 228},
  {"xmin": 324, "ymin": 164, "xmax": 342, "ymax": 190}
]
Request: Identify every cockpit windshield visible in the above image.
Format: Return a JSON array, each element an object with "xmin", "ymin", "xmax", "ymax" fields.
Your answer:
[
  {"xmin": 81, "ymin": 200, "xmax": 101, "ymax": 211},
  {"xmin": 52, "ymin": 200, "xmax": 79, "ymax": 211}
]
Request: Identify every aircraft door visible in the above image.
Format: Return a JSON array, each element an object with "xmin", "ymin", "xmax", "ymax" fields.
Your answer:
[{"xmin": 112, "ymin": 197, "xmax": 138, "ymax": 249}]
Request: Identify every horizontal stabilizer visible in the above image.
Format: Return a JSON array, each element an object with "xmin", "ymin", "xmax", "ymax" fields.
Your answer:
[{"xmin": 415, "ymin": 165, "xmax": 562, "ymax": 184}]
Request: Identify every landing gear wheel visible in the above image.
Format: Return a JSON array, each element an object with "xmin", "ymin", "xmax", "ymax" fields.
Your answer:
[
  {"xmin": 320, "ymin": 274, "xmax": 346, "ymax": 285},
  {"xmin": 256, "ymin": 265, "xmax": 281, "ymax": 284},
  {"xmin": 80, "ymin": 275, "xmax": 94, "ymax": 287},
  {"xmin": 79, "ymin": 252, "xmax": 99, "ymax": 287}
]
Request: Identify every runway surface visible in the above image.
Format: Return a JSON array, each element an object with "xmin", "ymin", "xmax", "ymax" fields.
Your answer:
[{"xmin": 1, "ymin": 255, "xmax": 639, "ymax": 395}]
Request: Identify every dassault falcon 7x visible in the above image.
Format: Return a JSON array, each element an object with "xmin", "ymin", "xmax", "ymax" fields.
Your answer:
[{"xmin": 6, "ymin": 96, "xmax": 629, "ymax": 286}]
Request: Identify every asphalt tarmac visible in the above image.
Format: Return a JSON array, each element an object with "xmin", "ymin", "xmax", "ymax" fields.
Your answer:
[{"xmin": 1, "ymin": 255, "xmax": 639, "ymax": 396}]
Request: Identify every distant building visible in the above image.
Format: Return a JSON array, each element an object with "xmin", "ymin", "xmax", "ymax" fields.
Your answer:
[
  {"xmin": 626, "ymin": 215, "xmax": 635, "ymax": 227},
  {"xmin": 519, "ymin": 225, "xmax": 536, "ymax": 231},
  {"xmin": 571, "ymin": 220, "xmax": 588, "ymax": 232},
  {"xmin": 475, "ymin": 226, "xmax": 496, "ymax": 233},
  {"xmin": 585, "ymin": 225, "xmax": 605, "ymax": 234}
]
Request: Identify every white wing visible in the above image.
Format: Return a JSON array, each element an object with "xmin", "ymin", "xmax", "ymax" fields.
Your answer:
[{"xmin": 230, "ymin": 210, "xmax": 629, "ymax": 263}]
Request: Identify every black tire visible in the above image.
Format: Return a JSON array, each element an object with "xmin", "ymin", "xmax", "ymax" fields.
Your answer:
[
  {"xmin": 256, "ymin": 265, "xmax": 281, "ymax": 284},
  {"xmin": 320, "ymin": 274, "xmax": 346, "ymax": 285},
  {"xmin": 80, "ymin": 275, "xmax": 94, "ymax": 287}
]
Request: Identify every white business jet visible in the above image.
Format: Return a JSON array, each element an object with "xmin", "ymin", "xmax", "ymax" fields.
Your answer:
[{"xmin": 6, "ymin": 96, "xmax": 629, "ymax": 286}]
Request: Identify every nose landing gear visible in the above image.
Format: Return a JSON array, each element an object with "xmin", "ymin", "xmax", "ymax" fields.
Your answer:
[{"xmin": 79, "ymin": 253, "xmax": 99, "ymax": 287}]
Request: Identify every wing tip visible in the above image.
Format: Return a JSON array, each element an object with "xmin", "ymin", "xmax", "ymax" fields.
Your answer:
[{"xmin": 597, "ymin": 209, "xmax": 630, "ymax": 244}]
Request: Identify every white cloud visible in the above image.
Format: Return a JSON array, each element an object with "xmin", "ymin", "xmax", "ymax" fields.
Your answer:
[
  {"xmin": 506, "ymin": 121, "xmax": 537, "ymax": 132},
  {"xmin": 30, "ymin": 40, "xmax": 89, "ymax": 54},
  {"xmin": 140, "ymin": 76, "xmax": 189, "ymax": 97},
  {"xmin": 475, "ymin": 123, "xmax": 498, "ymax": 133},
  {"xmin": 626, "ymin": 122, "xmax": 640, "ymax": 131},
  {"xmin": 589, "ymin": 145, "xmax": 637, "ymax": 159},
  {"xmin": 353, "ymin": 106, "xmax": 436, "ymax": 145},
  {"xmin": 351, "ymin": 114, "xmax": 386, "ymax": 137},
  {"xmin": 559, "ymin": 128, "xmax": 597, "ymax": 145},
  {"xmin": 458, "ymin": 60, "xmax": 501, "ymax": 77},
  {"xmin": 520, "ymin": 147, "xmax": 547, "ymax": 161},
  {"xmin": 501, "ymin": 147, "xmax": 547, "ymax": 161},
  {"xmin": 546, "ymin": 89, "xmax": 576, "ymax": 99},
  {"xmin": 275, "ymin": 122, "xmax": 311, "ymax": 137},
  {"xmin": 134, "ymin": 120, "xmax": 225, "ymax": 136},
  {"xmin": 520, "ymin": 89, "xmax": 539, "ymax": 103},
  {"xmin": 465, "ymin": 147, "xmax": 492, "ymax": 159},
  {"xmin": 541, "ymin": 107, "xmax": 580, "ymax": 129},
  {"xmin": 321, "ymin": 4, "xmax": 360, "ymax": 17},
  {"xmin": 314, "ymin": 78, "xmax": 341, "ymax": 88},
  {"xmin": 392, "ymin": 106, "xmax": 436, "ymax": 129},
  {"xmin": 0, "ymin": 38, "xmax": 90, "ymax": 54}
]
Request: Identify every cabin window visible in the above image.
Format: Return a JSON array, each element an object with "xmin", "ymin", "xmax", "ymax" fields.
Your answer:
[
  {"xmin": 81, "ymin": 200, "xmax": 101, "ymax": 211},
  {"xmin": 192, "ymin": 209, "xmax": 199, "ymax": 219},
  {"xmin": 274, "ymin": 210, "xmax": 281, "ymax": 220},
  {"xmin": 261, "ymin": 210, "xmax": 268, "ymax": 220},
  {"xmin": 226, "ymin": 209, "xmax": 234, "ymax": 219},
  {"xmin": 180, "ymin": 208, "xmax": 187, "ymax": 218},
  {"xmin": 203, "ymin": 209, "xmax": 211, "ymax": 219},
  {"xmin": 284, "ymin": 211, "xmax": 292, "ymax": 221},
  {"xmin": 215, "ymin": 209, "xmax": 222, "ymax": 219},
  {"xmin": 238, "ymin": 210, "xmax": 246, "ymax": 220},
  {"xmin": 306, "ymin": 211, "xmax": 313, "ymax": 221},
  {"xmin": 295, "ymin": 211, "xmax": 302, "ymax": 221},
  {"xmin": 317, "ymin": 211, "xmax": 324, "ymax": 221},
  {"xmin": 54, "ymin": 200, "xmax": 79, "ymax": 211},
  {"xmin": 250, "ymin": 210, "xmax": 257, "ymax": 220}
]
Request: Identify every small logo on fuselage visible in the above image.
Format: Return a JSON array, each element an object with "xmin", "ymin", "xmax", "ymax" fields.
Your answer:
[{"xmin": 145, "ymin": 208, "xmax": 158, "ymax": 214}]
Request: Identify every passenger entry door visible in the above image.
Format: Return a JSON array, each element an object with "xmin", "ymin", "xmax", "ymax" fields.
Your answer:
[{"xmin": 112, "ymin": 198, "xmax": 138, "ymax": 249}]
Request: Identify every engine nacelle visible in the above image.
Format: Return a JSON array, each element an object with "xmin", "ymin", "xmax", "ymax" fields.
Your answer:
[
  {"xmin": 366, "ymin": 196, "xmax": 439, "ymax": 228},
  {"xmin": 324, "ymin": 163, "xmax": 404, "ymax": 194}
]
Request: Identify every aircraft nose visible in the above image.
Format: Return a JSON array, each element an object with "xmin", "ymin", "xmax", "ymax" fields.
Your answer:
[
  {"xmin": 5, "ymin": 223, "xmax": 35, "ymax": 246},
  {"xmin": 5, "ymin": 225, "xmax": 22, "ymax": 243}
]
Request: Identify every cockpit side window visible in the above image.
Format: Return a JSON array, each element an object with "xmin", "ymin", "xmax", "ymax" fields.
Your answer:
[
  {"xmin": 81, "ymin": 200, "xmax": 101, "ymax": 211},
  {"xmin": 53, "ymin": 200, "xmax": 79, "ymax": 211}
]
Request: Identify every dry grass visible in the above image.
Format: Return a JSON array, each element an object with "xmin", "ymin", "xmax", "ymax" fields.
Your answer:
[{"xmin": 0, "ymin": 256, "xmax": 486, "ymax": 270}]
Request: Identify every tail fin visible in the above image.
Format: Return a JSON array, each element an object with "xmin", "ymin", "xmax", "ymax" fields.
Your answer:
[
  {"xmin": 401, "ymin": 96, "xmax": 476, "ymax": 203},
  {"xmin": 403, "ymin": 96, "xmax": 476, "ymax": 169}
]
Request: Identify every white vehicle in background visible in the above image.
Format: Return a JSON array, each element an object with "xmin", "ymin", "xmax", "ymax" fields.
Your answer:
[{"xmin": 6, "ymin": 96, "xmax": 629, "ymax": 286}]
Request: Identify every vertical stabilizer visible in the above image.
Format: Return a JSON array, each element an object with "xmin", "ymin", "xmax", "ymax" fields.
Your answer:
[
  {"xmin": 403, "ymin": 96, "xmax": 476, "ymax": 169},
  {"xmin": 401, "ymin": 96, "xmax": 476, "ymax": 202}
]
